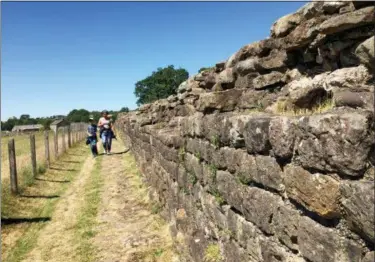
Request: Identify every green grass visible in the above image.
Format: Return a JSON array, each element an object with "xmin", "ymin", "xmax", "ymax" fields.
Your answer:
[
  {"xmin": 178, "ymin": 147, "xmax": 186, "ymax": 162},
  {"xmin": 204, "ymin": 243, "xmax": 223, "ymax": 262},
  {"xmin": 74, "ymin": 154, "xmax": 103, "ymax": 262},
  {"xmin": 208, "ymin": 164, "xmax": 217, "ymax": 183},
  {"xmin": 236, "ymin": 172, "xmax": 251, "ymax": 185},
  {"xmin": 187, "ymin": 172, "xmax": 197, "ymax": 186},
  {"xmin": 151, "ymin": 202, "xmax": 163, "ymax": 214},
  {"xmin": 211, "ymin": 189, "xmax": 225, "ymax": 206},
  {"xmin": 211, "ymin": 135, "xmax": 220, "ymax": 149}
]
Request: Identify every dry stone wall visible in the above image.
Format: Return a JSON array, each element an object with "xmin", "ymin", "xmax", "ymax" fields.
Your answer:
[{"xmin": 116, "ymin": 1, "xmax": 375, "ymax": 261}]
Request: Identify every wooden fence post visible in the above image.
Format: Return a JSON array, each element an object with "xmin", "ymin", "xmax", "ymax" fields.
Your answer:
[
  {"xmin": 68, "ymin": 126, "xmax": 71, "ymax": 148},
  {"xmin": 54, "ymin": 131, "xmax": 58, "ymax": 159},
  {"xmin": 62, "ymin": 128, "xmax": 66, "ymax": 153},
  {"xmin": 44, "ymin": 131, "xmax": 50, "ymax": 168},
  {"xmin": 30, "ymin": 134, "xmax": 37, "ymax": 177},
  {"xmin": 8, "ymin": 139, "xmax": 18, "ymax": 195}
]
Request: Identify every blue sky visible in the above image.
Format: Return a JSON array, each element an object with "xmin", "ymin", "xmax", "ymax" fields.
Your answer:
[{"xmin": 1, "ymin": 1, "xmax": 306, "ymax": 120}]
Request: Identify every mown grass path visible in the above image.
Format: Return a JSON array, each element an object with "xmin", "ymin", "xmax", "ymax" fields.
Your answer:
[{"xmin": 3, "ymin": 139, "xmax": 179, "ymax": 262}]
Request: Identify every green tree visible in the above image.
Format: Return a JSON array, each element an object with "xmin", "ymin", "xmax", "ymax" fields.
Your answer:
[
  {"xmin": 134, "ymin": 65, "xmax": 188, "ymax": 106},
  {"xmin": 66, "ymin": 109, "xmax": 90, "ymax": 122},
  {"xmin": 119, "ymin": 107, "xmax": 129, "ymax": 113}
]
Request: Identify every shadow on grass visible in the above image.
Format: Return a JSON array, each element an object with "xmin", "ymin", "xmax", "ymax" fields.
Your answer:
[
  {"xmin": 98, "ymin": 149, "xmax": 130, "ymax": 156},
  {"xmin": 1, "ymin": 217, "xmax": 51, "ymax": 225},
  {"xmin": 49, "ymin": 167, "xmax": 78, "ymax": 172},
  {"xmin": 62, "ymin": 160, "xmax": 81, "ymax": 164},
  {"xmin": 20, "ymin": 194, "xmax": 60, "ymax": 199},
  {"xmin": 66, "ymin": 153, "xmax": 84, "ymax": 156},
  {"xmin": 35, "ymin": 178, "xmax": 70, "ymax": 183}
]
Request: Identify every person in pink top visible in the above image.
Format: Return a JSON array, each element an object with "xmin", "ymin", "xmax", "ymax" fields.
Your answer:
[{"xmin": 98, "ymin": 110, "xmax": 113, "ymax": 155}]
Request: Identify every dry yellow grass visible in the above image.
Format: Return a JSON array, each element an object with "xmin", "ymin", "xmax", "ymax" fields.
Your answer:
[
  {"xmin": 274, "ymin": 97, "xmax": 335, "ymax": 116},
  {"xmin": 1, "ymin": 130, "xmax": 81, "ymax": 186}
]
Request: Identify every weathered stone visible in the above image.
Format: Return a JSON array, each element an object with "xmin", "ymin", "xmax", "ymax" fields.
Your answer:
[
  {"xmin": 167, "ymin": 95, "xmax": 178, "ymax": 103},
  {"xmin": 196, "ymin": 89, "xmax": 243, "ymax": 113},
  {"xmin": 202, "ymin": 113, "xmax": 232, "ymax": 147},
  {"xmin": 198, "ymin": 72, "xmax": 216, "ymax": 89},
  {"xmin": 234, "ymin": 72, "xmax": 260, "ymax": 89},
  {"xmin": 355, "ymin": 36, "xmax": 375, "ymax": 70},
  {"xmin": 217, "ymin": 171, "xmax": 283, "ymax": 235},
  {"xmin": 228, "ymin": 115, "xmax": 253, "ymax": 148},
  {"xmin": 295, "ymin": 110, "xmax": 375, "ymax": 176},
  {"xmin": 238, "ymin": 89, "xmax": 280, "ymax": 111},
  {"xmin": 321, "ymin": 1, "xmax": 349, "ymax": 14},
  {"xmin": 234, "ymin": 58, "xmax": 258, "ymax": 76},
  {"xmin": 298, "ymin": 216, "xmax": 363, "ymax": 262},
  {"xmin": 319, "ymin": 6, "xmax": 375, "ymax": 35},
  {"xmin": 184, "ymin": 153, "xmax": 203, "ymax": 182},
  {"xmin": 273, "ymin": 205, "xmax": 300, "ymax": 252},
  {"xmin": 257, "ymin": 50, "xmax": 292, "ymax": 71},
  {"xmin": 175, "ymin": 104, "xmax": 195, "ymax": 117},
  {"xmin": 216, "ymin": 68, "xmax": 235, "ymax": 89},
  {"xmin": 271, "ymin": 12, "xmax": 302, "ymax": 38},
  {"xmin": 269, "ymin": 116, "xmax": 297, "ymax": 160},
  {"xmin": 254, "ymin": 155, "xmax": 284, "ymax": 192},
  {"xmin": 287, "ymin": 76, "xmax": 328, "ymax": 109},
  {"xmin": 222, "ymin": 239, "xmax": 253, "ymax": 262},
  {"xmin": 284, "ymin": 16, "xmax": 326, "ymax": 50},
  {"xmin": 339, "ymin": 4, "xmax": 355, "ymax": 14},
  {"xmin": 340, "ymin": 180, "xmax": 375, "ymax": 243},
  {"xmin": 284, "ymin": 165, "xmax": 341, "ymax": 218},
  {"xmin": 260, "ymin": 237, "xmax": 305, "ymax": 262},
  {"xmin": 340, "ymin": 46, "xmax": 361, "ymax": 67},
  {"xmin": 226, "ymin": 209, "xmax": 263, "ymax": 261},
  {"xmin": 284, "ymin": 68, "xmax": 304, "ymax": 83},
  {"xmin": 362, "ymin": 252, "xmax": 375, "ymax": 262},
  {"xmin": 243, "ymin": 116, "xmax": 272, "ymax": 154},
  {"xmin": 215, "ymin": 61, "xmax": 226, "ymax": 73},
  {"xmin": 252, "ymin": 71, "xmax": 285, "ymax": 90},
  {"xmin": 323, "ymin": 65, "xmax": 373, "ymax": 91},
  {"xmin": 200, "ymin": 191, "xmax": 227, "ymax": 230},
  {"xmin": 236, "ymin": 38, "xmax": 282, "ymax": 62},
  {"xmin": 225, "ymin": 52, "xmax": 237, "ymax": 69},
  {"xmin": 180, "ymin": 113, "xmax": 204, "ymax": 138},
  {"xmin": 333, "ymin": 90, "xmax": 373, "ymax": 110},
  {"xmin": 139, "ymin": 103, "xmax": 151, "ymax": 112}
]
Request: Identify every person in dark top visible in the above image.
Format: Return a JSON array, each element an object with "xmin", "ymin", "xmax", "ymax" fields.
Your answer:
[{"xmin": 87, "ymin": 116, "xmax": 98, "ymax": 158}]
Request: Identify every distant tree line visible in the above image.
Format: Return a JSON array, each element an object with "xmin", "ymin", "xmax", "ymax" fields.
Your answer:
[{"xmin": 1, "ymin": 107, "xmax": 130, "ymax": 131}]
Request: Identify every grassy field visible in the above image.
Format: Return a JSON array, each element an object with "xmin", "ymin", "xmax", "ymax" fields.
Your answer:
[{"xmin": 1, "ymin": 130, "xmax": 79, "ymax": 184}]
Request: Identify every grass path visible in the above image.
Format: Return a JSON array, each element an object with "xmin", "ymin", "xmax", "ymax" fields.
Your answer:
[
  {"xmin": 5, "ymin": 139, "xmax": 179, "ymax": 262},
  {"xmin": 92, "ymin": 141, "xmax": 178, "ymax": 262},
  {"xmin": 21, "ymin": 154, "xmax": 97, "ymax": 262}
]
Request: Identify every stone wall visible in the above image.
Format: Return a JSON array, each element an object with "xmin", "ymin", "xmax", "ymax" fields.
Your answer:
[{"xmin": 116, "ymin": 2, "xmax": 375, "ymax": 261}]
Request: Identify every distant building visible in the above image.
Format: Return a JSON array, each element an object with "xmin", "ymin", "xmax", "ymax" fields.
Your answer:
[
  {"xmin": 12, "ymin": 124, "xmax": 43, "ymax": 133},
  {"xmin": 50, "ymin": 118, "xmax": 70, "ymax": 133}
]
